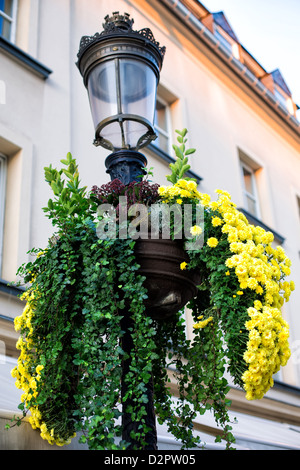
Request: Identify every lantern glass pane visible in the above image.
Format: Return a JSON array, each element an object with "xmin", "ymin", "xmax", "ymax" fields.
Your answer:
[
  {"xmin": 119, "ymin": 59, "xmax": 156, "ymax": 120},
  {"xmin": 87, "ymin": 58, "xmax": 157, "ymax": 150},
  {"xmin": 87, "ymin": 61, "xmax": 118, "ymax": 130},
  {"xmin": 118, "ymin": 58, "xmax": 157, "ymax": 148}
]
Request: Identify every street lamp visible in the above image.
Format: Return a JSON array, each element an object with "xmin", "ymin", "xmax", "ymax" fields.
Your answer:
[
  {"xmin": 77, "ymin": 12, "xmax": 166, "ymax": 450},
  {"xmin": 76, "ymin": 11, "xmax": 165, "ymax": 184}
]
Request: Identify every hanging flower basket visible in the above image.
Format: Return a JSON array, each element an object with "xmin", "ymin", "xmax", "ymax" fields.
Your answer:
[{"xmin": 8, "ymin": 129, "xmax": 294, "ymax": 451}]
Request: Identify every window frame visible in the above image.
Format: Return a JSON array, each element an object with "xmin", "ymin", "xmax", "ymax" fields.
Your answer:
[
  {"xmin": 297, "ymin": 195, "xmax": 300, "ymax": 219},
  {"xmin": 274, "ymin": 85, "xmax": 295, "ymax": 116},
  {"xmin": 240, "ymin": 159, "xmax": 261, "ymax": 219},
  {"xmin": 274, "ymin": 87, "xmax": 288, "ymax": 109},
  {"xmin": 153, "ymin": 95, "xmax": 173, "ymax": 155},
  {"xmin": 0, "ymin": 0, "xmax": 18, "ymax": 43},
  {"xmin": 214, "ymin": 25, "xmax": 232, "ymax": 51},
  {"xmin": 213, "ymin": 25, "xmax": 240, "ymax": 60},
  {"xmin": 0, "ymin": 153, "xmax": 7, "ymax": 273}
]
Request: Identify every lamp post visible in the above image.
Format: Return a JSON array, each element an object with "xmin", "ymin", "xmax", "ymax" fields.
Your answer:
[{"xmin": 76, "ymin": 12, "xmax": 166, "ymax": 449}]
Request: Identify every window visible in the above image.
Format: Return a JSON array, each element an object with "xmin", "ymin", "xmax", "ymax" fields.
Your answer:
[
  {"xmin": 0, "ymin": 0, "xmax": 18, "ymax": 42},
  {"xmin": 240, "ymin": 160, "xmax": 260, "ymax": 218},
  {"xmin": 214, "ymin": 26, "xmax": 232, "ymax": 52},
  {"xmin": 0, "ymin": 153, "xmax": 7, "ymax": 273},
  {"xmin": 153, "ymin": 97, "xmax": 172, "ymax": 154},
  {"xmin": 274, "ymin": 88, "xmax": 288, "ymax": 109},
  {"xmin": 214, "ymin": 25, "xmax": 240, "ymax": 60},
  {"xmin": 274, "ymin": 87, "xmax": 296, "ymax": 116}
]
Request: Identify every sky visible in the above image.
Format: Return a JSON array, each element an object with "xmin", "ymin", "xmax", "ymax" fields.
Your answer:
[{"xmin": 200, "ymin": 0, "xmax": 300, "ymax": 113}]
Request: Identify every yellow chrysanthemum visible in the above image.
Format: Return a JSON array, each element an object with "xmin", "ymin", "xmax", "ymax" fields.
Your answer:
[
  {"xmin": 190, "ymin": 225, "xmax": 202, "ymax": 236},
  {"xmin": 207, "ymin": 237, "xmax": 218, "ymax": 248},
  {"xmin": 194, "ymin": 316, "xmax": 213, "ymax": 329},
  {"xmin": 211, "ymin": 216, "xmax": 222, "ymax": 227}
]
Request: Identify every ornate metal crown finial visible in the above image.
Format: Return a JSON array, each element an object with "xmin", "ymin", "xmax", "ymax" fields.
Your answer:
[{"xmin": 103, "ymin": 11, "xmax": 134, "ymax": 32}]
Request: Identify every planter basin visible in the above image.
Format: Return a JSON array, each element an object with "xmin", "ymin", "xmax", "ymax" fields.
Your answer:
[{"xmin": 134, "ymin": 238, "xmax": 201, "ymax": 320}]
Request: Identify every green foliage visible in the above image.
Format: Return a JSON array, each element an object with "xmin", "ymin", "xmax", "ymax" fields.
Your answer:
[
  {"xmin": 14, "ymin": 159, "xmax": 160, "ymax": 449},
  {"xmin": 43, "ymin": 152, "xmax": 95, "ymax": 227},
  {"xmin": 153, "ymin": 299, "xmax": 235, "ymax": 450},
  {"xmin": 12, "ymin": 147, "xmax": 236, "ymax": 450},
  {"xmin": 166, "ymin": 129, "xmax": 196, "ymax": 184}
]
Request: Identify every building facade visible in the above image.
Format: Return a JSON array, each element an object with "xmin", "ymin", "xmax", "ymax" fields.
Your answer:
[{"xmin": 0, "ymin": 0, "xmax": 300, "ymax": 450}]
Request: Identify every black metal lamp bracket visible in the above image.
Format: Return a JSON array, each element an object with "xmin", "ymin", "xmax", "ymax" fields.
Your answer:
[{"xmin": 105, "ymin": 149, "xmax": 148, "ymax": 185}]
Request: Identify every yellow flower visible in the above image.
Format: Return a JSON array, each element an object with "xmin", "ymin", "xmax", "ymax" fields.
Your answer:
[
  {"xmin": 225, "ymin": 258, "xmax": 235, "ymax": 268},
  {"xmin": 200, "ymin": 193, "xmax": 211, "ymax": 206},
  {"xmin": 186, "ymin": 180, "xmax": 197, "ymax": 191},
  {"xmin": 180, "ymin": 261, "xmax": 187, "ymax": 270},
  {"xmin": 212, "ymin": 216, "xmax": 222, "ymax": 227},
  {"xmin": 253, "ymin": 300, "xmax": 262, "ymax": 310},
  {"xmin": 235, "ymin": 265, "xmax": 247, "ymax": 277},
  {"xmin": 255, "ymin": 285, "xmax": 263, "ymax": 295},
  {"xmin": 228, "ymin": 230, "xmax": 238, "ymax": 243},
  {"xmin": 176, "ymin": 179, "xmax": 188, "ymax": 188},
  {"xmin": 215, "ymin": 189, "xmax": 231, "ymax": 198},
  {"xmin": 16, "ymin": 337, "xmax": 24, "ymax": 350},
  {"xmin": 178, "ymin": 189, "xmax": 191, "ymax": 198},
  {"xmin": 176, "ymin": 198, "xmax": 182, "ymax": 205},
  {"xmin": 194, "ymin": 316, "xmax": 213, "ymax": 329},
  {"xmin": 40, "ymin": 423, "xmax": 48, "ymax": 434},
  {"xmin": 278, "ymin": 328, "xmax": 289, "ymax": 343},
  {"xmin": 29, "ymin": 378, "xmax": 37, "ymax": 390},
  {"xmin": 190, "ymin": 225, "xmax": 202, "ymax": 236},
  {"xmin": 15, "ymin": 379, "xmax": 22, "ymax": 389},
  {"xmin": 247, "ymin": 278, "xmax": 258, "ymax": 290},
  {"xmin": 14, "ymin": 316, "xmax": 23, "ymax": 332},
  {"xmin": 243, "ymin": 350, "xmax": 256, "ymax": 363},
  {"xmin": 11, "ymin": 367, "xmax": 19, "ymax": 378},
  {"xmin": 207, "ymin": 237, "xmax": 218, "ymax": 248},
  {"xmin": 158, "ymin": 186, "xmax": 167, "ymax": 195}
]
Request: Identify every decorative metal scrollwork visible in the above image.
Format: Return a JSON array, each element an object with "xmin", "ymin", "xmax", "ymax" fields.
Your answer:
[
  {"xmin": 77, "ymin": 11, "xmax": 166, "ymax": 62},
  {"xmin": 137, "ymin": 28, "xmax": 166, "ymax": 57}
]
